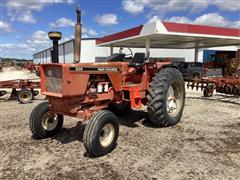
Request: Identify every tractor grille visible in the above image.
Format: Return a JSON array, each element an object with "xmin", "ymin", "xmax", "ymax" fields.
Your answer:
[{"xmin": 45, "ymin": 66, "xmax": 62, "ymax": 94}]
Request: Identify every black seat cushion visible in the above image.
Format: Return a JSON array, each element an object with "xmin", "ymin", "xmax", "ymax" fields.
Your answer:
[{"xmin": 128, "ymin": 53, "xmax": 145, "ymax": 67}]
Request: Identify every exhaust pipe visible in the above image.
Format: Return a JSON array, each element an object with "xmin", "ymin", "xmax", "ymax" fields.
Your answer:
[
  {"xmin": 48, "ymin": 31, "xmax": 62, "ymax": 63},
  {"xmin": 74, "ymin": 5, "xmax": 82, "ymax": 63}
]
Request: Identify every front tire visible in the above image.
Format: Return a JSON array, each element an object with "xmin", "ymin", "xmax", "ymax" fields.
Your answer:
[
  {"xmin": 29, "ymin": 102, "xmax": 63, "ymax": 139},
  {"xmin": 83, "ymin": 110, "xmax": 119, "ymax": 157},
  {"xmin": 147, "ymin": 68, "xmax": 185, "ymax": 127}
]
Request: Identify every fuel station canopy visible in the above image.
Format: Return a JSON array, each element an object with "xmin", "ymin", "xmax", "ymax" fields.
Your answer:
[{"xmin": 96, "ymin": 21, "xmax": 240, "ymax": 49}]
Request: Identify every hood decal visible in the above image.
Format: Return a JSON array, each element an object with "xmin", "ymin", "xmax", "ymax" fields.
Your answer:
[{"xmin": 69, "ymin": 66, "xmax": 119, "ymax": 72}]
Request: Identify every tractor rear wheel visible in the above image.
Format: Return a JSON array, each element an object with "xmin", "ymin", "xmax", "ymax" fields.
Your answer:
[
  {"xmin": 147, "ymin": 68, "xmax": 185, "ymax": 127},
  {"xmin": 83, "ymin": 110, "xmax": 119, "ymax": 157},
  {"xmin": 29, "ymin": 102, "xmax": 63, "ymax": 139},
  {"xmin": 17, "ymin": 88, "xmax": 33, "ymax": 104}
]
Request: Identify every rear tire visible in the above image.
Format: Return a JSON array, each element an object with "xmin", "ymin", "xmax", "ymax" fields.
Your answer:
[
  {"xmin": 17, "ymin": 89, "xmax": 33, "ymax": 104},
  {"xmin": 29, "ymin": 102, "xmax": 63, "ymax": 139},
  {"xmin": 83, "ymin": 110, "xmax": 119, "ymax": 157},
  {"xmin": 147, "ymin": 68, "xmax": 185, "ymax": 127},
  {"xmin": 235, "ymin": 69, "xmax": 240, "ymax": 77}
]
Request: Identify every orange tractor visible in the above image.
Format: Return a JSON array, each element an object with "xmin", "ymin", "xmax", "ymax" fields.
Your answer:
[{"xmin": 29, "ymin": 7, "xmax": 185, "ymax": 157}]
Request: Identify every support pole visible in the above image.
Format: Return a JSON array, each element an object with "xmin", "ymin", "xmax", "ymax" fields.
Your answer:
[
  {"xmin": 194, "ymin": 47, "xmax": 199, "ymax": 63},
  {"xmin": 145, "ymin": 38, "xmax": 150, "ymax": 61},
  {"xmin": 110, "ymin": 45, "xmax": 113, "ymax": 56},
  {"xmin": 63, "ymin": 43, "xmax": 65, "ymax": 63}
]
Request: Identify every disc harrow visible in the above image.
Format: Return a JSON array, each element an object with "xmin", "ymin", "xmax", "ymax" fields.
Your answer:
[{"xmin": 186, "ymin": 77, "xmax": 240, "ymax": 97}]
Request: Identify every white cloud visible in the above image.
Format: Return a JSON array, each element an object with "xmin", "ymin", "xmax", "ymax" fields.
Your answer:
[
  {"xmin": 0, "ymin": 25, "xmax": 99, "ymax": 59},
  {"xmin": 95, "ymin": 14, "xmax": 118, "ymax": 26},
  {"xmin": 165, "ymin": 16, "xmax": 191, "ymax": 24},
  {"xmin": 0, "ymin": 30, "xmax": 52, "ymax": 59},
  {"xmin": 194, "ymin": 13, "xmax": 229, "ymax": 27},
  {"xmin": 87, "ymin": 29, "xmax": 98, "ymax": 36},
  {"xmin": 28, "ymin": 31, "xmax": 50, "ymax": 45},
  {"xmin": 163, "ymin": 12, "xmax": 240, "ymax": 28},
  {"xmin": 122, "ymin": 0, "xmax": 240, "ymax": 16},
  {"xmin": 0, "ymin": 43, "xmax": 37, "ymax": 59},
  {"xmin": 147, "ymin": 16, "xmax": 162, "ymax": 23},
  {"xmin": 122, "ymin": 0, "xmax": 145, "ymax": 14},
  {"xmin": 10, "ymin": 10, "xmax": 36, "ymax": 24},
  {"xmin": 122, "ymin": 0, "xmax": 209, "ymax": 15},
  {"xmin": 49, "ymin": 18, "xmax": 75, "ymax": 28},
  {"xmin": 0, "ymin": 21, "xmax": 11, "ymax": 32},
  {"xmin": 6, "ymin": 0, "xmax": 73, "ymax": 11},
  {"xmin": 0, "ymin": 43, "xmax": 36, "ymax": 51},
  {"xmin": 212, "ymin": 0, "xmax": 240, "ymax": 11},
  {"xmin": 6, "ymin": 0, "xmax": 73, "ymax": 24},
  {"xmin": 82, "ymin": 27, "xmax": 98, "ymax": 37}
]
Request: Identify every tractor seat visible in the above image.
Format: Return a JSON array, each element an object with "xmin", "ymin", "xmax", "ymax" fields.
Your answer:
[{"xmin": 128, "ymin": 53, "xmax": 145, "ymax": 68}]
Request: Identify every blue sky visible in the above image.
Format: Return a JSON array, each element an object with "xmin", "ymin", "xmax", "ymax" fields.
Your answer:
[{"xmin": 0, "ymin": 0, "xmax": 239, "ymax": 59}]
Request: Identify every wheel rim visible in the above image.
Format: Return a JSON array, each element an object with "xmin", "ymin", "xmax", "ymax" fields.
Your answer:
[
  {"xmin": 41, "ymin": 112, "xmax": 58, "ymax": 131},
  {"xmin": 20, "ymin": 92, "xmax": 31, "ymax": 102},
  {"xmin": 99, "ymin": 123, "xmax": 115, "ymax": 147},
  {"xmin": 166, "ymin": 82, "xmax": 181, "ymax": 117}
]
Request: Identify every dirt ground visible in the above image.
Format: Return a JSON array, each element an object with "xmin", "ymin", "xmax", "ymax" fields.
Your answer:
[{"xmin": 0, "ymin": 68, "xmax": 240, "ymax": 180}]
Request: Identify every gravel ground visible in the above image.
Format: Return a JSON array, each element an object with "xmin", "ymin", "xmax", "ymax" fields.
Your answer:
[{"xmin": 0, "ymin": 68, "xmax": 240, "ymax": 179}]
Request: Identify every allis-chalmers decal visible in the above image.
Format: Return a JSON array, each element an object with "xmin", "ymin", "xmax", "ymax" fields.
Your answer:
[{"xmin": 69, "ymin": 66, "xmax": 119, "ymax": 72}]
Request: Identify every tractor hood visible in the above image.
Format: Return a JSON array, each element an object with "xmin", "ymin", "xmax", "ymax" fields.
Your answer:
[{"xmin": 40, "ymin": 62, "xmax": 126, "ymax": 97}]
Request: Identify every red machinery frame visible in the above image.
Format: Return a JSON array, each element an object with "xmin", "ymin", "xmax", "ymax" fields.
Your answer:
[
  {"xmin": 0, "ymin": 79, "xmax": 40, "ymax": 100},
  {"xmin": 40, "ymin": 61, "xmax": 171, "ymax": 119}
]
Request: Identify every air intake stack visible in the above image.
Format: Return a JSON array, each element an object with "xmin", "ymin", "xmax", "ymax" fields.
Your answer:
[
  {"xmin": 74, "ymin": 5, "xmax": 82, "ymax": 63},
  {"xmin": 48, "ymin": 31, "xmax": 62, "ymax": 63}
]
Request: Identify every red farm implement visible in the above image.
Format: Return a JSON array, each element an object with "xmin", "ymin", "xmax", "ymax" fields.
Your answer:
[
  {"xmin": 186, "ymin": 77, "xmax": 240, "ymax": 97},
  {"xmin": 0, "ymin": 79, "xmax": 40, "ymax": 103}
]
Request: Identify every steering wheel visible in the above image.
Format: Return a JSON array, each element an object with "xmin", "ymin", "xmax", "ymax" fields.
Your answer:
[{"xmin": 119, "ymin": 47, "xmax": 133, "ymax": 58}]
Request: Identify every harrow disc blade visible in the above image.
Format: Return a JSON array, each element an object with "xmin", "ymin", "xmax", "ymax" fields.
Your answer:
[{"xmin": 0, "ymin": 90, "xmax": 7, "ymax": 97}]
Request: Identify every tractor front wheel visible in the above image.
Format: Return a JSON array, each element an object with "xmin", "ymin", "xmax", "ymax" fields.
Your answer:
[
  {"xmin": 83, "ymin": 110, "xmax": 119, "ymax": 157},
  {"xmin": 147, "ymin": 68, "xmax": 185, "ymax": 127},
  {"xmin": 29, "ymin": 102, "xmax": 63, "ymax": 139}
]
